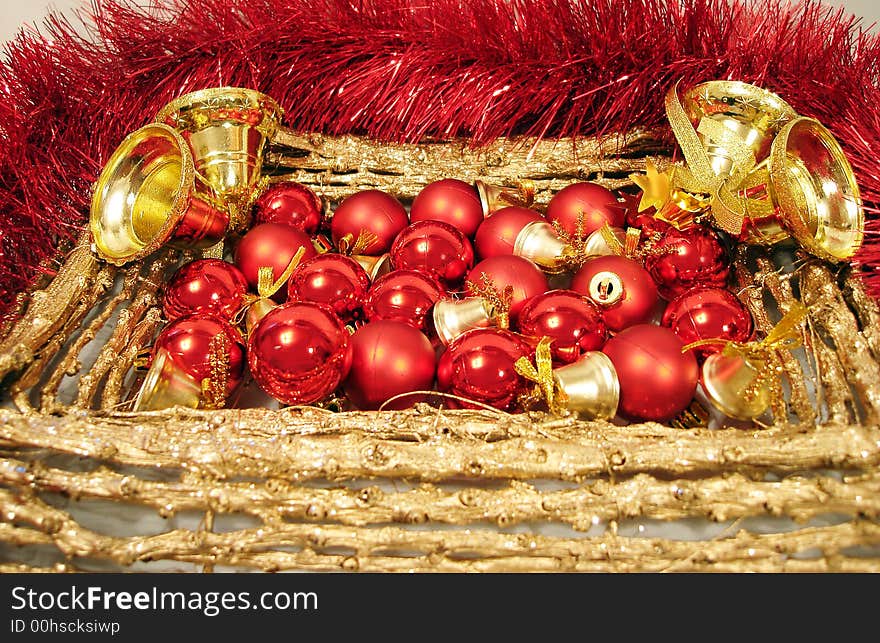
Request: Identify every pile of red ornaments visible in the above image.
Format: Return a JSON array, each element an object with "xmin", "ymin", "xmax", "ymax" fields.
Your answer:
[{"xmin": 143, "ymin": 177, "xmax": 755, "ymax": 423}]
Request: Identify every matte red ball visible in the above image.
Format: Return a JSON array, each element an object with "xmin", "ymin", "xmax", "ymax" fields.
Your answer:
[
  {"xmin": 661, "ymin": 287, "xmax": 753, "ymax": 358},
  {"xmin": 162, "ymin": 259, "xmax": 248, "ymax": 322},
  {"xmin": 363, "ymin": 269, "xmax": 445, "ymax": 332},
  {"xmin": 436, "ymin": 328, "xmax": 532, "ymax": 411},
  {"xmin": 390, "ymin": 220, "xmax": 475, "ymax": 288},
  {"xmin": 253, "ymin": 181, "xmax": 323, "ymax": 235},
  {"xmin": 153, "ymin": 313, "xmax": 246, "ymax": 395},
  {"xmin": 571, "ymin": 255, "xmax": 659, "ymax": 332},
  {"xmin": 546, "ymin": 182, "xmax": 624, "ymax": 238},
  {"xmin": 644, "ymin": 226, "xmax": 729, "ymax": 300},
  {"xmin": 234, "ymin": 223, "xmax": 317, "ymax": 301},
  {"xmin": 466, "ymin": 255, "xmax": 549, "ymax": 321},
  {"xmin": 602, "ymin": 324, "xmax": 698, "ymax": 422},
  {"xmin": 410, "ymin": 178, "xmax": 484, "ymax": 238},
  {"xmin": 248, "ymin": 302, "xmax": 352, "ymax": 405},
  {"xmin": 517, "ymin": 290, "xmax": 607, "ymax": 364},
  {"xmin": 287, "ymin": 253, "xmax": 371, "ymax": 323},
  {"xmin": 330, "ymin": 190, "xmax": 408, "ymax": 255},
  {"xmin": 343, "ymin": 320, "xmax": 437, "ymax": 410},
  {"xmin": 474, "ymin": 206, "xmax": 543, "ymax": 259}
]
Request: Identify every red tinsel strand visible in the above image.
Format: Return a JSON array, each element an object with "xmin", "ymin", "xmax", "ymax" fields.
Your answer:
[{"xmin": 1, "ymin": 0, "xmax": 880, "ymax": 319}]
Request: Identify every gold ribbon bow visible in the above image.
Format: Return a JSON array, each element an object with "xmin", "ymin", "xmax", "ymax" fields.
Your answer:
[
  {"xmin": 514, "ymin": 337, "xmax": 569, "ymax": 415},
  {"xmin": 465, "ymin": 272, "xmax": 513, "ymax": 329},
  {"xmin": 337, "ymin": 229, "xmax": 379, "ymax": 255}
]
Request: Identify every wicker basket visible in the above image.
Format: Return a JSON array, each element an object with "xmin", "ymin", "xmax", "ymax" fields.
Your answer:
[{"xmin": 1, "ymin": 130, "xmax": 878, "ymax": 572}]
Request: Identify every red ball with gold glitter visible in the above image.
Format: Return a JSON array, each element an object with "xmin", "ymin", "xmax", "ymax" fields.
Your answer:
[
  {"xmin": 253, "ymin": 181, "xmax": 323, "ymax": 235},
  {"xmin": 331, "ymin": 189, "xmax": 409, "ymax": 255},
  {"xmin": 602, "ymin": 324, "xmax": 698, "ymax": 422},
  {"xmin": 343, "ymin": 320, "xmax": 437, "ymax": 410},
  {"xmin": 466, "ymin": 255, "xmax": 549, "ymax": 321},
  {"xmin": 287, "ymin": 253, "xmax": 371, "ymax": 323},
  {"xmin": 661, "ymin": 286, "xmax": 753, "ymax": 358},
  {"xmin": 644, "ymin": 226, "xmax": 729, "ymax": 300},
  {"xmin": 546, "ymin": 182, "xmax": 624, "ymax": 238},
  {"xmin": 473, "ymin": 206, "xmax": 543, "ymax": 259},
  {"xmin": 363, "ymin": 269, "xmax": 445, "ymax": 333},
  {"xmin": 410, "ymin": 178, "xmax": 484, "ymax": 238},
  {"xmin": 248, "ymin": 302, "xmax": 352, "ymax": 405},
  {"xmin": 162, "ymin": 259, "xmax": 248, "ymax": 323},
  {"xmin": 516, "ymin": 290, "xmax": 607, "ymax": 364},
  {"xmin": 234, "ymin": 223, "xmax": 317, "ymax": 301},
  {"xmin": 390, "ymin": 220, "xmax": 475, "ymax": 289},
  {"xmin": 571, "ymin": 255, "xmax": 659, "ymax": 332}
]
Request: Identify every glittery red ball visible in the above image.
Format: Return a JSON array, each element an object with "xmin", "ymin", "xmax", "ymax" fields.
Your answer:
[
  {"xmin": 253, "ymin": 181, "xmax": 323, "ymax": 235},
  {"xmin": 153, "ymin": 313, "xmax": 246, "ymax": 395},
  {"xmin": 436, "ymin": 328, "xmax": 532, "ymax": 411},
  {"xmin": 363, "ymin": 269, "xmax": 445, "ymax": 333},
  {"xmin": 644, "ymin": 226, "xmax": 730, "ymax": 300},
  {"xmin": 248, "ymin": 302, "xmax": 352, "ymax": 405},
  {"xmin": 330, "ymin": 190, "xmax": 409, "ymax": 255},
  {"xmin": 410, "ymin": 178, "xmax": 484, "ymax": 238},
  {"xmin": 162, "ymin": 259, "xmax": 248, "ymax": 322},
  {"xmin": 390, "ymin": 220, "xmax": 475, "ymax": 288},
  {"xmin": 287, "ymin": 253, "xmax": 371, "ymax": 323},
  {"xmin": 466, "ymin": 255, "xmax": 549, "ymax": 321},
  {"xmin": 234, "ymin": 223, "xmax": 317, "ymax": 301},
  {"xmin": 343, "ymin": 320, "xmax": 437, "ymax": 410},
  {"xmin": 546, "ymin": 182, "xmax": 624, "ymax": 238},
  {"xmin": 602, "ymin": 324, "xmax": 698, "ymax": 422},
  {"xmin": 661, "ymin": 287, "xmax": 753, "ymax": 358},
  {"xmin": 571, "ymin": 255, "xmax": 659, "ymax": 332},
  {"xmin": 517, "ymin": 289, "xmax": 607, "ymax": 364},
  {"xmin": 619, "ymin": 192, "xmax": 671, "ymax": 236},
  {"xmin": 473, "ymin": 206, "xmax": 543, "ymax": 259}
]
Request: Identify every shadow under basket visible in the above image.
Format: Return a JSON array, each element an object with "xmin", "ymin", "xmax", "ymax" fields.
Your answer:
[{"xmin": 0, "ymin": 130, "xmax": 879, "ymax": 573}]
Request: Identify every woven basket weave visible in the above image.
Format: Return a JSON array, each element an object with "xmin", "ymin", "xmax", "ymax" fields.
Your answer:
[{"xmin": 0, "ymin": 130, "xmax": 878, "ymax": 572}]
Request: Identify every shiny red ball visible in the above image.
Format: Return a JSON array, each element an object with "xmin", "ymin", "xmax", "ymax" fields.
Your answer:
[
  {"xmin": 516, "ymin": 290, "xmax": 607, "ymax": 364},
  {"xmin": 390, "ymin": 220, "xmax": 475, "ymax": 288},
  {"xmin": 436, "ymin": 328, "xmax": 532, "ymax": 411},
  {"xmin": 546, "ymin": 182, "xmax": 624, "ymax": 238},
  {"xmin": 466, "ymin": 255, "xmax": 549, "ymax": 321},
  {"xmin": 343, "ymin": 320, "xmax": 437, "ymax": 410},
  {"xmin": 644, "ymin": 226, "xmax": 729, "ymax": 300},
  {"xmin": 330, "ymin": 190, "xmax": 408, "ymax": 255},
  {"xmin": 287, "ymin": 253, "xmax": 371, "ymax": 323},
  {"xmin": 162, "ymin": 259, "xmax": 248, "ymax": 322},
  {"xmin": 661, "ymin": 287, "xmax": 753, "ymax": 358},
  {"xmin": 619, "ymin": 192, "xmax": 670, "ymax": 236},
  {"xmin": 410, "ymin": 178, "xmax": 484, "ymax": 238},
  {"xmin": 234, "ymin": 223, "xmax": 317, "ymax": 301},
  {"xmin": 571, "ymin": 255, "xmax": 659, "ymax": 332},
  {"xmin": 602, "ymin": 324, "xmax": 698, "ymax": 422},
  {"xmin": 153, "ymin": 313, "xmax": 246, "ymax": 395},
  {"xmin": 253, "ymin": 181, "xmax": 323, "ymax": 235},
  {"xmin": 473, "ymin": 206, "xmax": 543, "ymax": 259},
  {"xmin": 363, "ymin": 269, "xmax": 445, "ymax": 332},
  {"xmin": 248, "ymin": 302, "xmax": 352, "ymax": 405}
]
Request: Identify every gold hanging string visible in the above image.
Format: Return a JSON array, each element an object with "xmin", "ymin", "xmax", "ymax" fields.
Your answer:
[
  {"xmin": 200, "ymin": 332, "xmax": 231, "ymax": 410},
  {"xmin": 465, "ymin": 272, "xmax": 513, "ymax": 329},
  {"xmin": 337, "ymin": 230, "xmax": 379, "ymax": 255},
  {"xmin": 514, "ymin": 337, "xmax": 568, "ymax": 415}
]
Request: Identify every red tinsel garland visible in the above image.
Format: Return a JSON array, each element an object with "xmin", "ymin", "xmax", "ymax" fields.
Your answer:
[{"xmin": 1, "ymin": 0, "xmax": 879, "ymax": 318}]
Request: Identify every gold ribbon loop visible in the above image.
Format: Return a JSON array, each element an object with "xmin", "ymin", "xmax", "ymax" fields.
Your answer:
[
  {"xmin": 235, "ymin": 246, "xmax": 307, "ymax": 326},
  {"xmin": 338, "ymin": 229, "xmax": 379, "ymax": 256},
  {"xmin": 514, "ymin": 337, "xmax": 568, "ymax": 415},
  {"xmin": 598, "ymin": 223, "xmax": 642, "ymax": 259}
]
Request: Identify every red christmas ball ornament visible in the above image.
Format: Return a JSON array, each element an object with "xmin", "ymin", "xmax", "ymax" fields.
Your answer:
[
  {"xmin": 287, "ymin": 253, "xmax": 370, "ymax": 323},
  {"xmin": 437, "ymin": 328, "xmax": 532, "ymax": 411},
  {"xmin": 248, "ymin": 302, "xmax": 352, "ymax": 405},
  {"xmin": 410, "ymin": 178, "xmax": 484, "ymax": 238},
  {"xmin": 253, "ymin": 181, "xmax": 323, "ymax": 235},
  {"xmin": 661, "ymin": 287, "xmax": 753, "ymax": 358},
  {"xmin": 330, "ymin": 189, "xmax": 408, "ymax": 255},
  {"xmin": 516, "ymin": 290, "xmax": 607, "ymax": 364},
  {"xmin": 602, "ymin": 324, "xmax": 698, "ymax": 422},
  {"xmin": 644, "ymin": 226, "xmax": 729, "ymax": 300},
  {"xmin": 343, "ymin": 320, "xmax": 437, "ymax": 410},
  {"xmin": 546, "ymin": 182, "xmax": 624, "ymax": 238},
  {"xmin": 234, "ymin": 223, "xmax": 317, "ymax": 301},
  {"xmin": 153, "ymin": 313, "xmax": 246, "ymax": 395},
  {"xmin": 473, "ymin": 206, "xmax": 543, "ymax": 259},
  {"xmin": 466, "ymin": 255, "xmax": 549, "ymax": 321},
  {"xmin": 619, "ymin": 192, "xmax": 670, "ymax": 236},
  {"xmin": 390, "ymin": 220, "xmax": 475, "ymax": 288},
  {"xmin": 162, "ymin": 259, "xmax": 248, "ymax": 322},
  {"xmin": 363, "ymin": 269, "xmax": 445, "ymax": 332},
  {"xmin": 571, "ymin": 255, "xmax": 659, "ymax": 332}
]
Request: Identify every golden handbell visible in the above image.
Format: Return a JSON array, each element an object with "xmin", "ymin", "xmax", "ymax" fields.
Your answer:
[
  {"xmin": 351, "ymin": 253, "xmax": 393, "ymax": 281},
  {"xmin": 700, "ymin": 352, "xmax": 771, "ymax": 421},
  {"xmin": 133, "ymin": 348, "xmax": 203, "ymax": 411},
  {"xmin": 512, "ymin": 220, "xmax": 569, "ymax": 272},
  {"xmin": 432, "ymin": 298, "xmax": 496, "ymax": 345},
  {"xmin": 552, "ymin": 352, "xmax": 620, "ymax": 420},
  {"xmin": 475, "ymin": 180, "xmax": 536, "ymax": 217}
]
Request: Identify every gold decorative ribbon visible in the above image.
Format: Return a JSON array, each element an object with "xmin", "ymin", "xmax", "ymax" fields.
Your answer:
[
  {"xmin": 201, "ymin": 332, "xmax": 231, "ymax": 410},
  {"xmin": 514, "ymin": 337, "xmax": 568, "ymax": 415},
  {"xmin": 338, "ymin": 230, "xmax": 379, "ymax": 256},
  {"xmin": 465, "ymin": 272, "xmax": 513, "ymax": 329},
  {"xmin": 235, "ymin": 246, "xmax": 307, "ymax": 325},
  {"xmin": 598, "ymin": 223, "xmax": 642, "ymax": 258}
]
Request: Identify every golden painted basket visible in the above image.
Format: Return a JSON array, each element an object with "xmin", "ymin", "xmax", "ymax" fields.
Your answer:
[{"xmin": 1, "ymin": 128, "xmax": 879, "ymax": 573}]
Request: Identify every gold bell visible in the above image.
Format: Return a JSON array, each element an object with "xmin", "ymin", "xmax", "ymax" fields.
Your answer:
[
  {"xmin": 133, "ymin": 348, "xmax": 203, "ymax": 411},
  {"xmin": 90, "ymin": 123, "xmax": 230, "ymax": 265},
  {"xmin": 475, "ymin": 180, "xmax": 535, "ymax": 217},
  {"xmin": 352, "ymin": 253, "xmax": 393, "ymax": 281},
  {"xmin": 433, "ymin": 298, "xmax": 495, "ymax": 345},
  {"xmin": 513, "ymin": 221, "xmax": 568, "ymax": 272},
  {"xmin": 700, "ymin": 352, "xmax": 771, "ymax": 420},
  {"xmin": 583, "ymin": 226, "xmax": 626, "ymax": 257},
  {"xmin": 553, "ymin": 352, "xmax": 619, "ymax": 420}
]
